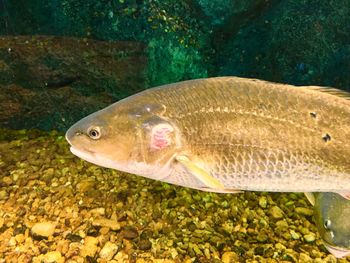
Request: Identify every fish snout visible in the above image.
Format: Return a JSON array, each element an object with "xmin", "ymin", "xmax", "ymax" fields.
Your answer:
[{"xmin": 65, "ymin": 125, "xmax": 83, "ymax": 145}]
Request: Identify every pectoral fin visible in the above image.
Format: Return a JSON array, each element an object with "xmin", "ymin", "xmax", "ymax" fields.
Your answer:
[
  {"xmin": 175, "ymin": 155, "xmax": 225, "ymax": 190},
  {"xmin": 338, "ymin": 193, "xmax": 350, "ymax": 200},
  {"xmin": 304, "ymin": 192, "xmax": 315, "ymax": 206},
  {"xmin": 324, "ymin": 244, "xmax": 350, "ymax": 258}
]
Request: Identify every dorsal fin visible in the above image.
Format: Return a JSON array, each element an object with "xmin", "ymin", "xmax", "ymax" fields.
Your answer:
[{"xmin": 302, "ymin": 85, "xmax": 350, "ymax": 100}]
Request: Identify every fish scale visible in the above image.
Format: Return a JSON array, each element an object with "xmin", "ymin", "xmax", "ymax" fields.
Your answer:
[{"xmin": 66, "ymin": 77, "xmax": 350, "ymax": 193}]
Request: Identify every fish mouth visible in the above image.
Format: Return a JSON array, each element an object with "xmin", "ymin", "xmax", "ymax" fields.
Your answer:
[
  {"xmin": 69, "ymin": 146, "xmax": 127, "ymax": 171},
  {"xmin": 324, "ymin": 243, "xmax": 350, "ymax": 258},
  {"xmin": 70, "ymin": 146, "xmax": 98, "ymax": 164}
]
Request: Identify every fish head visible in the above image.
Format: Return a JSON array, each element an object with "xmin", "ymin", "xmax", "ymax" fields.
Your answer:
[
  {"xmin": 314, "ymin": 193, "xmax": 350, "ymax": 258},
  {"xmin": 65, "ymin": 96, "xmax": 182, "ymax": 179}
]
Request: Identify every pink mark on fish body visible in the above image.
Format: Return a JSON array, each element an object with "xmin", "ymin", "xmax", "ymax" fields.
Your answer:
[{"xmin": 150, "ymin": 124, "xmax": 174, "ymax": 150}]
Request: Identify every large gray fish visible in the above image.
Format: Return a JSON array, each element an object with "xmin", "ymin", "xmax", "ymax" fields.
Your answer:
[
  {"xmin": 313, "ymin": 192, "xmax": 350, "ymax": 258},
  {"xmin": 65, "ymin": 77, "xmax": 350, "ymax": 195}
]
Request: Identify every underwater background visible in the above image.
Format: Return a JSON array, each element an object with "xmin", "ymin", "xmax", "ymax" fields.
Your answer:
[{"xmin": 0, "ymin": 0, "xmax": 350, "ymax": 262}]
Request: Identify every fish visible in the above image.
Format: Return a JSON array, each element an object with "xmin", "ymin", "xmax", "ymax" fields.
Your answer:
[
  {"xmin": 313, "ymin": 192, "xmax": 350, "ymax": 258},
  {"xmin": 65, "ymin": 77, "xmax": 350, "ymax": 194}
]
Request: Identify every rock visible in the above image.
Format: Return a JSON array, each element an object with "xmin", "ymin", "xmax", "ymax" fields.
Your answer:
[
  {"xmin": 269, "ymin": 206, "xmax": 284, "ymax": 219},
  {"xmin": 221, "ymin": 251, "xmax": 240, "ymax": 263},
  {"xmin": 295, "ymin": 207, "xmax": 314, "ymax": 216},
  {"xmin": 121, "ymin": 228, "xmax": 138, "ymax": 240},
  {"xmin": 304, "ymin": 233, "xmax": 316, "ymax": 243},
  {"xmin": 99, "ymin": 241, "xmax": 119, "ymax": 260},
  {"xmin": 0, "ymin": 190, "xmax": 8, "ymax": 200},
  {"xmin": 8, "ymin": 237, "xmax": 16, "ymax": 246},
  {"xmin": 299, "ymin": 252, "xmax": 313, "ymax": 262},
  {"xmin": 66, "ymin": 233, "xmax": 82, "ymax": 242},
  {"xmin": 80, "ymin": 236, "xmax": 98, "ymax": 258},
  {"xmin": 290, "ymin": 230, "xmax": 300, "ymax": 240},
  {"xmin": 138, "ymin": 239, "xmax": 152, "ymax": 251},
  {"xmin": 256, "ymin": 232, "xmax": 268, "ymax": 242},
  {"xmin": 258, "ymin": 196, "xmax": 267, "ymax": 208},
  {"xmin": 92, "ymin": 218, "xmax": 120, "ymax": 231},
  {"xmin": 0, "ymin": 35, "xmax": 146, "ymax": 131},
  {"xmin": 56, "ymin": 240, "xmax": 70, "ymax": 255},
  {"xmin": 99, "ymin": 227, "xmax": 110, "ymax": 235},
  {"xmin": 89, "ymin": 207, "xmax": 105, "ymax": 216},
  {"xmin": 76, "ymin": 179, "xmax": 96, "ymax": 193},
  {"xmin": 324, "ymin": 254, "xmax": 337, "ymax": 263},
  {"xmin": 42, "ymin": 251, "xmax": 64, "ymax": 263},
  {"xmin": 31, "ymin": 221, "xmax": 56, "ymax": 238},
  {"xmin": 2, "ymin": 176, "xmax": 13, "ymax": 185},
  {"xmin": 15, "ymin": 234, "xmax": 25, "ymax": 243}
]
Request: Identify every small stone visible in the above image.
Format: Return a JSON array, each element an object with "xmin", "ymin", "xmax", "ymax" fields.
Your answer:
[
  {"xmin": 259, "ymin": 196, "xmax": 268, "ymax": 208},
  {"xmin": 275, "ymin": 242, "xmax": 286, "ymax": 251},
  {"xmin": 299, "ymin": 252, "xmax": 312, "ymax": 262},
  {"xmin": 122, "ymin": 228, "xmax": 138, "ymax": 240},
  {"xmin": 99, "ymin": 241, "xmax": 119, "ymax": 260},
  {"xmin": 192, "ymin": 244, "xmax": 202, "ymax": 255},
  {"xmin": 276, "ymin": 220, "xmax": 288, "ymax": 229},
  {"xmin": 310, "ymin": 249, "xmax": 322, "ymax": 258},
  {"xmin": 66, "ymin": 233, "xmax": 82, "ymax": 242},
  {"xmin": 221, "ymin": 251, "xmax": 240, "ymax": 263},
  {"xmin": 2, "ymin": 176, "xmax": 13, "ymax": 185},
  {"xmin": 8, "ymin": 237, "xmax": 16, "ymax": 246},
  {"xmin": 80, "ymin": 236, "xmax": 98, "ymax": 257},
  {"xmin": 31, "ymin": 222, "xmax": 56, "ymax": 238},
  {"xmin": 138, "ymin": 239, "xmax": 152, "ymax": 250},
  {"xmin": 76, "ymin": 179, "xmax": 95, "ymax": 193},
  {"xmin": 100, "ymin": 227, "xmax": 110, "ymax": 235},
  {"xmin": 282, "ymin": 231, "xmax": 291, "ymax": 240},
  {"xmin": 300, "ymin": 227, "xmax": 310, "ymax": 235},
  {"xmin": 269, "ymin": 206, "xmax": 284, "ymax": 219},
  {"xmin": 90, "ymin": 207, "xmax": 105, "ymax": 216},
  {"xmin": 65, "ymin": 242, "xmax": 81, "ymax": 259},
  {"xmin": 15, "ymin": 234, "xmax": 25, "ymax": 243},
  {"xmin": 92, "ymin": 218, "xmax": 120, "ymax": 231},
  {"xmin": 295, "ymin": 207, "xmax": 314, "ymax": 216},
  {"xmin": 0, "ymin": 190, "xmax": 8, "ymax": 200},
  {"xmin": 78, "ymin": 230, "xmax": 86, "ymax": 238},
  {"xmin": 304, "ymin": 233, "xmax": 316, "ymax": 242},
  {"xmin": 290, "ymin": 230, "xmax": 300, "ymax": 240},
  {"xmin": 43, "ymin": 251, "xmax": 64, "ymax": 263},
  {"xmin": 44, "ymin": 168, "xmax": 55, "ymax": 176},
  {"xmin": 256, "ymin": 233, "xmax": 268, "ymax": 242},
  {"xmin": 56, "ymin": 240, "xmax": 70, "ymax": 255},
  {"xmin": 324, "ymin": 254, "xmax": 337, "ymax": 263}
]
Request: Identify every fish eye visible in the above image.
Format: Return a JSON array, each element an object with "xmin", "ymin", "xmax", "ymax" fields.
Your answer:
[
  {"xmin": 324, "ymin": 219, "xmax": 332, "ymax": 230},
  {"xmin": 87, "ymin": 127, "xmax": 101, "ymax": 140}
]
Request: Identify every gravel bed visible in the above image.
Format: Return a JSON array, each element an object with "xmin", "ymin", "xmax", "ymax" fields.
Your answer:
[{"xmin": 0, "ymin": 129, "xmax": 348, "ymax": 262}]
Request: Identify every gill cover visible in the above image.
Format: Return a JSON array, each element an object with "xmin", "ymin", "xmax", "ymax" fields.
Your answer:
[{"xmin": 130, "ymin": 103, "xmax": 182, "ymax": 165}]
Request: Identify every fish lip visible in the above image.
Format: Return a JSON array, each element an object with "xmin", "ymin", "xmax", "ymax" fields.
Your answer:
[
  {"xmin": 70, "ymin": 146, "xmax": 95, "ymax": 157},
  {"xmin": 69, "ymin": 146, "xmax": 123, "ymax": 171},
  {"xmin": 65, "ymin": 131, "xmax": 71, "ymax": 145},
  {"xmin": 323, "ymin": 243, "xmax": 350, "ymax": 258}
]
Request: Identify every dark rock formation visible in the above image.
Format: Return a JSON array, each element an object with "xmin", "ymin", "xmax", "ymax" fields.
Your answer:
[{"xmin": 0, "ymin": 36, "xmax": 147, "ymax": 130}]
